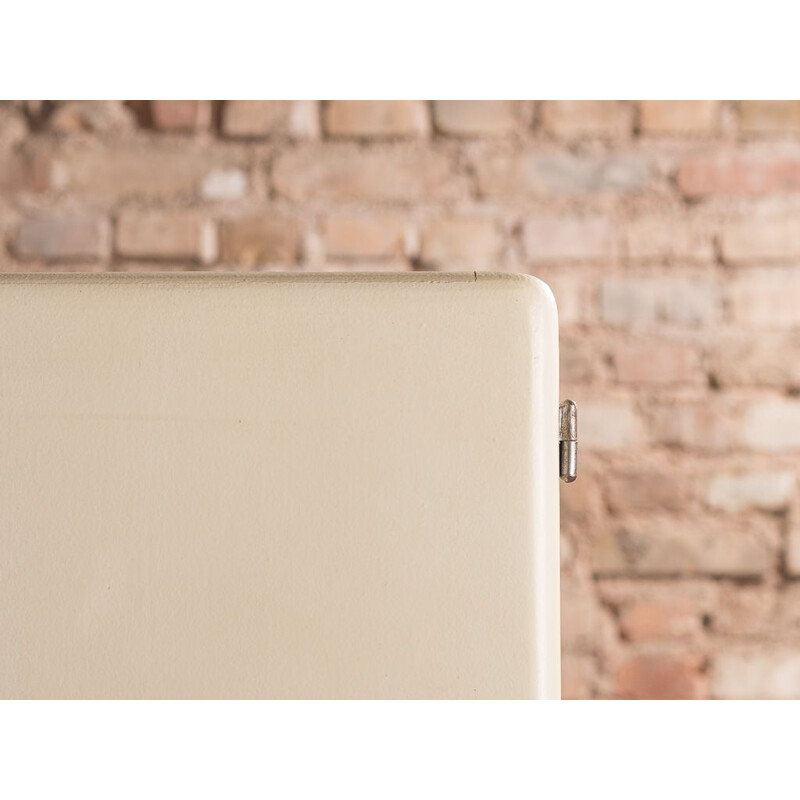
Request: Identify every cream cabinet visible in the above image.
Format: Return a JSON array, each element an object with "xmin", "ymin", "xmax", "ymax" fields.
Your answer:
[{"xmin": 0, "ymin": 273, "xmax": 562, "ymax": 698}]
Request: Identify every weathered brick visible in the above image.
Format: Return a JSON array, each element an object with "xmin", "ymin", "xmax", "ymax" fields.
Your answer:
[
  {"xmin": 561, "ymin": 654, "xmax": 596, "ymax": 700},
  {"xmin": 729, "ymin": 267, "xmax": 800, "ymax": 328},
  {"xmin": 219, "ymin": 215, "xmax": 301, "ymax": 267},
  {"xmin": 51, "ymin": 144, "xmax": 216, "ymax": 199},
  {"xmin": 49, "ymin": 101, "xmax": 136, "ymax": 135},
  {"xmin": 601, "ymin": 581, "xmax": 716, "ymax": 643},
  {"xmin": 223, "ymin": 101, "xmax": 320, "ymax": 139},
  {"xmin": 432, "ymin": 101, "xmax": 519, "ymax": 137},
  {"xmin": 677, "ymin": 147, "xmax": 800, "ymax": 198},
  {"xmin": 200, "ymin": 168, "xmax": 249, "ymax": 201},
  {"xmin": 475, "ymin": 150, "xmax": 648, "ymax": 197},
  {"xmin": 619, "ymin": 602, "xmax": 702, "ymax": 642},
  {"xmin": 649, "ymin": 400, "xmax": 734, "ymax": 453},
  {"xmin": 560, "ymin": 470, "xmax": 605, "ymax": 528},
  {"xmin": 116, "ymin": 209, "xmax": 216, "ymax": 263},
  {"xmin": 705, "ymin": 470, "xmax": 795, "ymax": 513},
  {"xmin": 711, "ymin": 650, "xmax": 800, "ymax": 699},
  {"xmin": 150, "ymin": 101, "xmax": 200, "ymax": 133},
  {"xmin": 534, "ymin": 270, "xmax": 594, "ymax": 326},
  {"xmin": 562, "ymin": 575, "xmax": 604, "ymax": 652},
  {"xmin": 15, "ymin": 210, "xmax": 110, "ymax": 262},
  {"xmin": 740, "ymin": 398, "xmax": 800, "ymax": 452},
  {"xmin": 0, "ymin": 143, "xmax": 54, "ymax": 194},
  {"xmin": 561, "ymin": 336, "xmax": 604, "ymax": 383},
  {"xmin": 590, "ymin": 517, "xmax": 776, "ymax": 577},
  {"xmin": 714, "ymin": 584, "xmax": 778, "ymax": 638},
  {"xmin": 598, "ymin": 578, "xmax": 718, "ymax": 612},
  {"xmin": 739, "ymin": 101, "xmax": 800, "ymax": 135},
  {"xmin": 786, "ymin": 525, "xmax": 800, "ymax": 577},
  {"xmin": 605, "ymin": 470, "xmax": 692, "ymax": 514},
  {"xmin": 541, "ymin": 101, "xmax": 632, "ymax": 139},
  {"xmin": 623, "ymin": 216, "xmax": 714, "ymax": 263},
  {"xmin": 639, "ymin": 101, "xmax": 718, "ymax": 136},
  {"xmin": 324, "ymin": 212, "xmax": 405, "ymax": 260},
  {"xmin": 721, "ymin": 217, "xmax": 800, "ymax": 264},
  {"xmin": 616, "ymin": 653, "xmax": 705, "ymax": 699},
  {"xmin": 600, "ymin": 276, "xmax": 721, "ymax": 327},
  {"xmin": 706, "ymin": 333, "xmax": 800, "ymax": 389},
  {"xmin": 579, "ymin": 400, "xmax": 643, "ymax": 451},
  {"xmin": 323, "ymin": 101, "xmax": 429, "ymax": 138},
  {"xmin": 524, "ymin": 215, "xmax": 614, "ymax": 263},
  {"xmin": 611, "ymin": 342, "xmax": 701, "ymax": 384},
  {"xmin": 776, "ymin": 584, "xmax": 800, "ymax": 627},
  {"xmin": 419, "ymin": 218, "xmax": 502, "ymax": 269},
  {"xmin": 273, "ymin": 145, "xmax": 463, "ymax": 203},
  {"xmin": 0, "ymin": 106, "xmax": 27, "ymax": 152}
]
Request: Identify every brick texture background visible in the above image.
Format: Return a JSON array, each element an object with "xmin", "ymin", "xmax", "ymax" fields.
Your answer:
[{"xmin": 2, "ymin": 100, "xmax": 800, "ymax": 698}]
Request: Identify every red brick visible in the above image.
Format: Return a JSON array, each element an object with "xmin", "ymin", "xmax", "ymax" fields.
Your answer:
[
  {"xmin": 711, "ymin": 650, "xmax": 800, "ymax": 699},
  {"xmin": 599, "ymin": 580, "xmax": 718, "ymax": 643},
  {"xmin": 729, "ymin": 267, "xmax": 800, "ymax": 328},
  {"xmin": 649, "ymin": 399, "xmax": 734, "ymax": 453},
  {"xmin": 787, "ymin": 526, "xmax": 800, "ymax": 577},
  {"xmin": 776, "ymin": 585, "xmax": 800, "ymax": 627},
  {"xmin": 579, "ymin": 400, "xmax": 643, "ymax": 451},
  {"xmin": 623, "ymin": 215, "xmax": 714, "ymax": 263},
  {"xmin": 706, "ymin": 333, "xmax": 800, "ymax": 389},
  {"xmin": 50, "ymin": 101, "xmax": 136, "ymax": 135},
  {"xmin": 600, "ymin": 276, "xmax": 721, "ymax": 327},
  {"xmin": 604, "ymin": 470, "xmax": 692, "ymax": 514},
  {"xmin": 616, "ymin": 653, "xmax": 705, "ymax": 699},
  {"xmin": 219, "ymin": 215, "xmax": 301, "ymax": 267},
  {"xmin": 539, "ymin": 272, "xmax": 594, "ymax": 326},
  {"xmin": 541, "ymin": 101, "xmax": 632, "ymax": 139},
  {"xmin": 677, "ymin": 147, "xmax": 800, "ymax": 198},
  {"xmin": 0, "ymin": 143, "xmax": 55, "ymax": 194},
  {"xmin": 738, "ymin": 101, "xmax": 800, "ymax": 135},
  {"xmin": 524, "ymin": 215, "xmax": 614, "ymax": 263},
  {"xmin": 0, "ymin": 106, "xmax": 27, "ymax": 152},
  {"xmin": 714, "ymin": 584, "xmax": 778, "ymax": 638},
  {"xmin": 561, "ymin": 654, "xmax": 596, "ymax": 699},
  {"xmin": 223, "ymin": 101, "xmax": 319, "ymax": 139},
  {"xmin": 15, "ymin": 210, "xmax": 110, "ymax": 262},
  {"xmin": 561, "ymin": 575, "xmax": 605, "ymax": 652},
  {"xmin": 116, "ymin": 209, "xmax": 216, "ymax": 263},
  {"xmin": 639, "ymin": 101, "xmax": 718, "ymax": 136},
  {"xmin": 560, "ymin": 336, "xmax": 604, "ymax": 383},
  {"xmin": 560, "ymin": 470, "xmax": 605, "ymax": 528},
  {"xmin": 150, "ymin": 101, "xmax": 200, "ymax": 133},
  {"xmin": 273, "ymin": 145, "xmax": 464, "ymax": 203},
  {"xmin": 720, "ymin": 217, "xmax": 800, "ymax": 264},
  {"xmin": 419, "ymin": 218, "xmax": 502, "ymax": 269},
  {"xmin": 611, "ymin": 342, "xmax": 701, "ymax": 384},
  {"xmin": 323, "ymin": 212, "xmax": 405, "ymax": 260},
  {"xmin": 474, "ymin": 149, "xmax": 648, "ymax": 197},
  {"xmin": 323, "ymin": 101, "xmax": 429, "ymax": 138},
  {"xmin": 590, "ymin": 517, "xmax": 776, "ymax": 578},
  {"xmin": 619, "ymin": 601, "xmax": 701, "ymax": 642},
  {"xmin": 51, "ymin": 144, "xmax": 219, "ymax": 200},
  {"xmin": 432, "ymin": 101, "xmax": 519, "ymax": 137}
]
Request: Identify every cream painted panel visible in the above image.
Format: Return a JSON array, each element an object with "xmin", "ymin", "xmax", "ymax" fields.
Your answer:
[{"xmin": 0, "ymin": 273, "xmax": 560, "ymax": 698}]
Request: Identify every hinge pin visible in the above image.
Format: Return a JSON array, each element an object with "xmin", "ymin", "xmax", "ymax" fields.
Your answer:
[{"xmin": 559, "ymin": 400, "xmax": 577, "ymax": 483}]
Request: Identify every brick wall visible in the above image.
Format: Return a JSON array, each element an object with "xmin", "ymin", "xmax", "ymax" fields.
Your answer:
[{"xmin": 2, "ymin": 100, "xmax": 800, "ymax": 698}]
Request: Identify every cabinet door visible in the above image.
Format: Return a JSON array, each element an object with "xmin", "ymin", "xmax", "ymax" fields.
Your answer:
[{"xmin": 0, "ymin": 272, "xmax": 560, "ymax": 698}]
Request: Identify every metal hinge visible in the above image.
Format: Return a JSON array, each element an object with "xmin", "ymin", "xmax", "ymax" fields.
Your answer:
[{"xmin": 559, "ymin": 400, "xmax": 577, "ymax": 483}]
